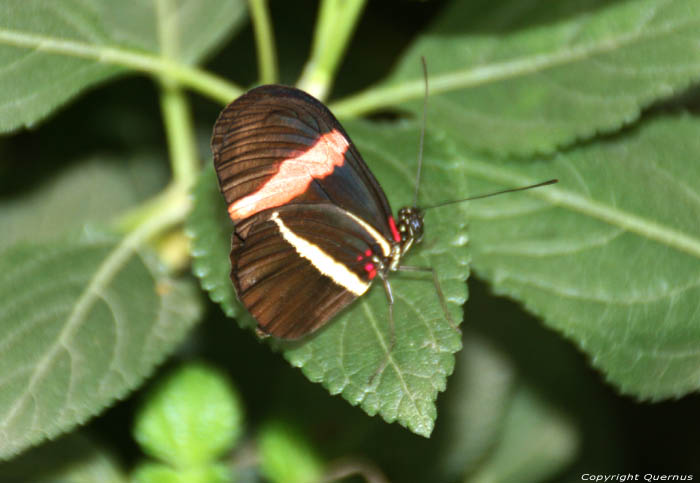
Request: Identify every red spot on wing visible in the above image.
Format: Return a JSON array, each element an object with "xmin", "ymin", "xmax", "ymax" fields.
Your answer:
[
  {"xmin": 388, "ymin": 217, "xmax": 401, "ymax": 243},
  {"xmin": 356, "ymin": 254, "xmax": 363, "ymax": 261},
  {"xmin": 364, "ymin": 262, "xmax": 377, "ymax": 280},
  {"xmin": 227, "ymin": 129, "xmax": 350, "ymax": 221},
  {"xmin": 364, "ymin": 249, "xmax": 372, "ymax": 257}
]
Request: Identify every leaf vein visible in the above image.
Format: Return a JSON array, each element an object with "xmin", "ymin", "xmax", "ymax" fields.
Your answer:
[
  {"xmin": 0, "ymin": 239, "xmax": 134, "ymax": 430},
  {"xmin": 465, "ymin": 160, "xmax": 700, "ymax": 259}
]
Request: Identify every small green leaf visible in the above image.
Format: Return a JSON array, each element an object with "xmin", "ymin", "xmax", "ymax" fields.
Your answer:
[
  {"xmin": 464, "ymin": 113, "xmax": 700, "ymax": 399},
  {"xmin": 0, "ymin": 239, "xmax": 202, "ymax": 460},
  {"xmin": 0, "ymin": 433, "xmax": 126, "ymax": 483},
  {"xmin": 189, "ymin": 120, "xmax": 469, "ymax": 436},
  {"xmin": 258, "ymin": 419, "xmax": 324, "ymax": 483},
  {"xmin": 132, "ymin": 462, "xmax": 231, "ymax": 483},
  {"xmin": 133, "ymin": 363, "xmax": 243, "ymax": 467},
  {"xmin": 471, "ymin": 385, "xmax": 579, "ymax": 483},
  {"xmin": 339, "ymin": 0, "xmax": 700, "ymax": 156},
  {"xmin": 0, "ymin": 0, "xmax": 246, "ymax": 132}
]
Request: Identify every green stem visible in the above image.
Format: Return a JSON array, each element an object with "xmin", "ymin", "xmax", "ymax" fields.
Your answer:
[
  {"xmin": 111, "ymin": 83, "xmax": 195, "ymax": 261},
  {"xmin": 155, "ymin": 0, "xmax": 200, "ymax": 190},
  {"xmin": 329, "ymin": 81, "xmax": 422, "ymax": 118},
  {"xmin": 114, "ymin": 183, "xmax": 190, "ymax": 240},
  {"xmin": 248, "ymin": 0, "xmax": 278, "ymax": 84},
  {"xmin": 159, "ymin": 82, "xmax": 199, "ymax": 189},
  {"xmin": 296, "ymin": 0, "xmax": 366, "ymax": 100},
  {"xmin": 0, "ymin": 29, "xmax": 242, "ymax": 104}
]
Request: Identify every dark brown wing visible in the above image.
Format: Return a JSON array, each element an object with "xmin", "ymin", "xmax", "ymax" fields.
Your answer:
[
  {"xmin": 231, "ymin": 203, "xmax": 389, "ymax": 339},
  {"xmin": 212, "ymin": 84, "xmax": 396, "ymax": 242}
]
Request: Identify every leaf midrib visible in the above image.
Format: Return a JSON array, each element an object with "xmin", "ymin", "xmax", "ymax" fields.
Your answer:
[
  {"xmin": 330, "ymin": 12, "xmax": 700, "ymax": 116},
  {"xmin": 156, "ymin": 0, "xmax": 178, "ymax": 60},
  {"xmin": 359, "ymin": 299, "xmax": 428, "ymax": 432},
  {"xmin": 498, "ymin": 268, "xmax": 700, "ymax": 305},
  {"xmin": 464, "ymin": 158, "xmax": 700, "ymax": 261},
  {"xmin": 0, "ymin": 186, "xmax": 190, "ymax": 433},
  {"xmin": 0, "ymin": 238, "xmax": 135, "ymax": 432},
  {"xmin": 0, "ymin": 28, "xmax": 240, "ymax": 105}
]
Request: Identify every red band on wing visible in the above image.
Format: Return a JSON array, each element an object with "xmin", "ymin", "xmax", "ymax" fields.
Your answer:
[
  {"xmin": 228, "ymin": 129, "xmax": 349, "ymax": 221},
  {"xmin": 388, "ymin": 217, "xmax": 401, "ymax": 243}
]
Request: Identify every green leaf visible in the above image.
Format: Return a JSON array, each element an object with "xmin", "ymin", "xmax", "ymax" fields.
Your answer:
[
  {"xmin": 187, "ymin": 165, "xmax": 255, "ymax": 327},
  {"xmin": 0, "ymin": 238, "xmax": 202, "ymax": 460},
  {"xmin": 97, "ymin": 0, "xmax": 245, "ymax": 66},
  {"xmin": 132, "ymin": 463, "xmax": 231, "ymax": 483},
  {"xmin": 0, "ymin": 0, "xmax": 246, "ymax": 132},
  {"xmin": 431, "ymin": 332, "xmax": 516, "ymax": 481},
  {"xmin": 335, "ymin": 0, "xmax": 700, "ymax": 156},
  {"xmin": 470, "ymin": 385, "xmax": 579, "ymax": 483},
  {"xmin": 464, "ymin": 113, "xmax": 700, "ymax": 399},
  {"xmin": 0, "ymin": 433, "xmax": 126, "ymax": 483},
  {"xmin": 258, "ymin": 419, "xmax": 324, "ymax": 483},
  {"xmin": 133, "ymin": 363, "xmax": 243, "ymax": 467},
  {"xmin": 189, "ymin": 120, "xmax": 469, "ymax": 437}
]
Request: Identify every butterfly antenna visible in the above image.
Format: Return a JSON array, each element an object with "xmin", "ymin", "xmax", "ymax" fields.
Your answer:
[
  {"xmin": 422, "ymin": 179, "xmax": 559, "ymax": 211},
  {"xmin": 412, "ymin": 56, "xmax": 429, "ymax": 208}
]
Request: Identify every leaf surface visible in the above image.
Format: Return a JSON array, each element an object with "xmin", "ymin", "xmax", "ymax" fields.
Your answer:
[
  {"xmin": 0, "ymin": 0, "xmax": 246, "ymax": 132},
  {"xmin": 430, "ymin": 332, "xmax": 516, "ymax": 481},
  {"xmin": 470, "ymin": 386, "xmax": 578, "ymax": 483},
  {"xmin": 347, "ymin": 0, "xmax": 700, "ymax": 155},
  {"xmin": 464, "ymin": 113, "xmax": 700, "ymax": 398},
  {"xmin": 0, "ymin": 239, "xmax": 202, "ymax": 459},
  {"xmin": 0, "ymin": 433, "xmax": 126, "ymax": 482}
]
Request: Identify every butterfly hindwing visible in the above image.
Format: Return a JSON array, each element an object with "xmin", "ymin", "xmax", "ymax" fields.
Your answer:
[{"xmin": 231, "ymin": 203, "xmax": 390, "ymax": 338}]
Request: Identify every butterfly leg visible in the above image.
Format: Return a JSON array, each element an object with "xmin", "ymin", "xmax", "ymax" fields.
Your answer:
[
  {"xmin": 397, "ymin": 265, "xmax": 460, "ymax": 334},
  {"xmin": 369, "ymin": 276, "xmax": 396, "ymax": 385}
]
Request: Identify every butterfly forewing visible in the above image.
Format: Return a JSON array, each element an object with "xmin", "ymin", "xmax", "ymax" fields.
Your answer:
[{"xmin": 212, "ymin": 85, "xmax": 396, "ymax": 242}]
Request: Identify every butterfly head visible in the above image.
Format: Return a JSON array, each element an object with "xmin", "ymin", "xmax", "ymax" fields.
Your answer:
[{"xmin": 396, "ymin": 206, "xmax": 424, "ymax": 254}]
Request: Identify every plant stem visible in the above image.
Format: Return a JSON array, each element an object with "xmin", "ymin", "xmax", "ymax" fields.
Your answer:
[
  {"xmin": 159, "ymin": 82, "xmax": 199, "ymax": 189},
  {"xmin": 248, "ymin": 0, "xmax": 278, "ymax": 84},
  {"xmin": 155, "ymin": 0, "xmax": 199, "ymax": 189},
  {"xmin": 329, "ymin": 81, "xmax": 421, "ymax": 118},
  {"xmin": 152, "ymin": 81, "xmax": 197, "ymax": 269},
  {"xmin": 114, "ymin": 183, "xmax": 190, "ymax": 240},
  {"xmin": 112, "ymin": 78, "xmax": 196, "ymax": 265},
  {"xmin": 111, "ymin": 1, "xmax": 202, "ymax": 269},
  {"xmin": 296, "ymin": 0, "xmax": 367, "ymax": 100}
]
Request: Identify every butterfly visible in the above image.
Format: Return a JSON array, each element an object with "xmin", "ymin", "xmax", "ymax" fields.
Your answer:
[{"xmin": 211, "ymin": 82, "xmax": 556, "ymax": 342}]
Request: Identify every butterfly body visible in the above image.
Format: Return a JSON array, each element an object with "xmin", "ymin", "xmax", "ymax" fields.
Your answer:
[{"xmin": 212, "ymin": 84, "xmax": 423, "ymax": 339}]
